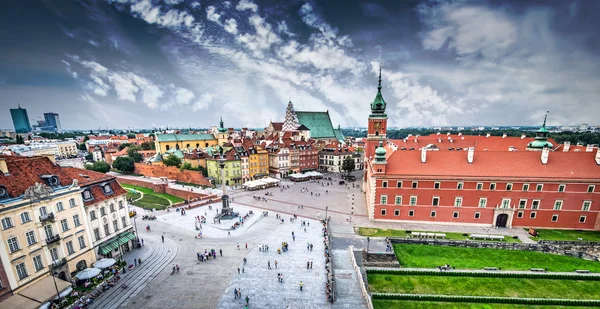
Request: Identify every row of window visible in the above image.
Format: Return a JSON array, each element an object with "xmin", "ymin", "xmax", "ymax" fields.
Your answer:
[
  {"xmin": 93, "ymin": 217, "xmax": 128, "ymax": 241},
  {"xmin": 379, "ymin": 195, "xmax": 593, "ymax": 211},
  {"xmin": 1, "ymin": 210, "xmax": 84, "ymax": 231},
  {"xmin": 381, "ymin": 181, "xmax": 596, "ymax": 193},
  {"xmin": 379, "ymin": 209, "xmax": 588, "ymax": 223},
  {"xmin": 89, "ymin": 201, "xmax": 125, "ymax": 220}
]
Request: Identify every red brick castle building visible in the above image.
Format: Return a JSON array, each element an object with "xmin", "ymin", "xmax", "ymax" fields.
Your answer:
[{"xmin": 363, "ymin": 71, "xmax": 600, "ymax": 230}]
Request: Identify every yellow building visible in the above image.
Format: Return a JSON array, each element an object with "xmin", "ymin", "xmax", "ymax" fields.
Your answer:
[
  {"xmin": 0, "ymin": 157, "xmax": 96, "ymax": 304},
  {"xmin": 247, "ymin": 145, "xmax": 269, "ymax": 179},
  {"xmin": 154, "ymin": 133, "xmax": 218, "ymax": 154},
  {"xmin": 55, "ymin": 142, "xmax": 78, "ymax": 159}
]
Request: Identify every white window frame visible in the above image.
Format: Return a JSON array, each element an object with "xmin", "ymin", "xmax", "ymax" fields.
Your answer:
[
  {"xmin": 73, "ymin": 215, "xmax": 81, "ymax": 227},
  {"xmin": 551, "ymin": 214, "xmax": 559, "ymax": 222},
  {"xmin": 474, "ymin": 212, "xmax": 481, "ymax": 219},
  {"xmin": 501, "ymin": 198, "xmax": 511, "ymax": 209},
  {"xmin": 518, "ymin": 199, "xmax": 527, "ymax": 209},
  {"xmin": 396, "ymin": 181, "xmax": 402, "ymax": 188},
  {"xmin": 558, "ymin": 184, "xmax": 566, "ymax": 192},
  {"xmin": 432, "ymin": 197, "xmax": 440, "ymax": 206},
  {"xmin": 452, "ymin": 211, "xmax": 459, "ymax": 218},
  {"xmin": 69, "ymin": 198, "xmax": 76, "ymax": 207},
  {"xmin": 7, "ymin": 236, "xmax": 20, "ymax": 253},
  {"xmin": 554, "ymin": 200, "xmax": 563, "ymax": 210},
  {"xmin": 430, "ymin": 211, "xmax": 436, "ymax": 218},
  {"xmin": 582, "ymin": 201, "xmax": 592, "ymax": 211},
  {"xmin": 517, "ymin": 211, "xmax": 524, "ymax": 218},
  {"xmin": 506, "ymin": 183, "xmax": 513, "ymax": 191},
  {"xmin": 39, "ymin": 206, "xmax": 47, "ymax": 216},
  {"xmin": 118, "ymin": 201, "xmax": 124, "ymax": 209},
  {"xmin": 408, "ymin": 210, "xmax": 414, "ymax": 217},
  {"xmin": 33, "ymin": 255, "xmax": 44, "ymax": 272},
  {"xmin": 394, "ymin": 196, "xmax": 402, "ymax": 205},
  {"xmin": 380, "ymin": 209, "xmax": 387, "ymax": 216},
  {"xmin": 66, "ymin": 241, "xmax": 75, "ymax": 255},
  {"xmin": 536, "ymin": 184, "xmax": 543, "ymax": 192},
  {"xmin": 490, "ymin": 183, "xmax": 496, "ymax": 190},
  {"xmin": 412, "ymin": 181, "xmax": 418, "ymax": 189},
  {"xmin": 479, "ymin": 198, "xmax": 487, "ymax": 208},
  {"xmin": 20, "ymin": 212, "xmax": 31, "ymax": 224},
  {"xmin": 16, "ymin": 263, "xmax": 28, "ymax": 280},
  {"xmin": 457, "ymin": 182, "xmax": 463, "ymax": 190},
  {"xmin": 588, "ymin": 185, "xmax": 595, "ymax": 193},
  {"xmin": 382, "ymin": 181, "xmax": 388, "ymax": 188},
  {"xmin": 394, "ymin": 209, "xmax": 400, "ymax": 216},
  {"xmin": 90, "ymin": 210, "xmax": 97, "ymax": 220},
  {"xmin": 83, "ymin": 190, "xmax": 92, "ymax": 200},
  {"xmin": 2, "ymin": 217, "xmax": 13, "ymax": 230},
  {"xmin": 454, "ymin": 197, "xmax": 463, "ymax": 207},
  {"xmin": 476, "ymin": 183, "xmax": 483, "ymax": 190},
  {"xmin": 409, "ymin": 196, "xmax": 417, "ymax": 206},
  {"xmin": 61, "ymin": 219, "xmax": 69, "ymax": 231},
  {"xmin": 522, "ymin": 184, "xmax": 530, "ymax": 191},
  {"xmin": 56, "ymin": 202, "xmax": 64, "ymax": 212},
  {"xmin": 380, "ymin": 195, "xmax": 388, "ymax": 205},
  {"xmin": 78, "ymin": 235, "xmax": 86, "ymax": 249},
  {"xmin": 530, "ymin": 211, "xmax": 537, "ymax": 219},
  {"xmin": 532, "ymin": 200, "xmax": 540, "ymax": 210},
  {"xmin": 434, "ymin": 182, "xmax": 440, "ymax": 189},
  {"xmin": 26, "ymin": 231, "xmax": 36, "ymax": 246},
  {"xmin": 580, "ymin": 216, "xmax": 587, "ymax": 223}
]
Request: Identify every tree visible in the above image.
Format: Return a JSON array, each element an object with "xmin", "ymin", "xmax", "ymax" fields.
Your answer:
[
  {"xmin": 113, "ymin": 156, "xmax": 135, "ymax": 173},
  {"xmin": 127, "ymin": 133, "xmax": 136, "ymax": 138},
  {"xmin": 85, "ymin": 153, "xmax": 93, "ymax": 161},
  {"xmin": 78, "ymin": 143, "xmax": 87, "ymax": 151},
  {"xmin": 341, "ymin": 157, "xmax": 356, "ymax": 176},
  {"xmin": 15, "ymin": 135, "xmax": 24, "ymax": 144},
  {"xmin": 85, "ymin": 161, "xmax": 110, "ymax": 173},
  {"xmin": 118, "ymin": 143, "xmax": 132, "ymax": 151},
  {"xmin": 127, "ymin": 146, "xmax": 143, "ymax": 163},
  {"xmin": 140, "ymin": 141, "xmax": 155, "ymax": 150},
  {"xmin": 163, "ymin": 154, "xmax": 182, "ymax": 167}
]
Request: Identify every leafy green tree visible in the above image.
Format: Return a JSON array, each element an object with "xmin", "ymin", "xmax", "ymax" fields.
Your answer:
[
  {"xmin": 127, "ymin": 133, "xmax": 136, "ymax": 138},
  {"xmin": 78, "ymin": 143, "xmax": 87, "ymax": 151},
  {"xmin": 113, "ymin": 156, "xmax": 135, "ymax": 173},
  {"xmin": 163, "ymin": 154, "xmax": 182, "ymax": 167},
  {"xmin": 85, "ymin": 161, "xmax": 110, "ymax": 173},
  {"xmin": 16, "ymin": 135, "xmax": 24, "ymax": 144},
  {"xmin": 85, "ymin": 153, "xmax": 93, "ymax": 161},
  {"xmin": 140, "ymin": 141, "xmax": 155, "ymax": 150},
  {"xmin": 341, "ymin": 157, "xmax": 356, "ymax": 176},
  {"xmin": 118, "ymin": 143, "xmax": 132, "ymax": 151},
  {"xmin": 127, "ymin": 146, "xmax": 143, "ymax": 163}
]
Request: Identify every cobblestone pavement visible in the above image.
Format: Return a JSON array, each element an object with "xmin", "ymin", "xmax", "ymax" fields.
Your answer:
[
  {"xmin": 330, "ymin": 249, "xmax": 368, "ymax": 309},
  {"xmin": 217, "ymin": 216, "xmax": 329, "ymax": 309}
]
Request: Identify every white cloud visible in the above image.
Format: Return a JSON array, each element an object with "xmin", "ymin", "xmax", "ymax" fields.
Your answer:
[
  {"xmin": 206, "ymin": 6, "xmax": 222, "ymax": 24},
  {"xmin": 131, "ymin": 0, "xmax": 196, "ymax": 28},
  {"xmin": 236, "ymin": 15, "xmax": 281, "ymax": 57},
  {"xmin": 277, "ymin": 21, "xmax": 295, "ymax": 37},
  {"xmin": 224, "ymin": 18, "xmax": 238, "ymax": 35},
  {"xmin": 235, "ymin": 0, "xmax": 257, "ymax": 13},
  {"xmin": 193, "ymin": 93, "xmax": 213, "ymax": 111},
  {"xmin": 299, "ymin": 3, "xmax": 337, "ymax": 40}
]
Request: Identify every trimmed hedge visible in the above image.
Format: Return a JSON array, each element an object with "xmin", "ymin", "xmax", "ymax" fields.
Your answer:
[
  {"xmin": 367, "ymin": 268, "xmax": 600, "ymax": 281},
  {"xmin": 372, "ymin": 293, "xmax": 600, "ymax": 307}
]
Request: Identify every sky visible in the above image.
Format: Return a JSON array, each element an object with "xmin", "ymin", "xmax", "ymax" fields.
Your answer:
[{"xmin": 0, "ymin": 0, "xmax": 599, "ymax": 130}]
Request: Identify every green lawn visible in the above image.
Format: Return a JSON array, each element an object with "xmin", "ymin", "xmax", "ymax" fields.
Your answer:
[
  {"xmin": 394, "ymin": 244, "xmax": 600, "ymax": 272},
  {"xmin": 368, "ymin": 273, "xmax": 600, "ymax": 299},
  {"xmin": 373, "ymin": 300, "xmax": 593, "ymax": 309},
  {"xmin": 120, "ymin": 184, "xmax": 185, "ymax": 203},
  {"xmin": 527, "ymin": 228, "xmax": 600, "ymax": 242},
  {"xmin": 131, "ymin": 194, "xmax": 170, "ymax": 209},
  {"xmin": 358, "ymin": 227, "xmax": 520, "ymax": 242},
  {"xmin": 126, "ymin": 190, "xmax": 141, "ymax": 201}
]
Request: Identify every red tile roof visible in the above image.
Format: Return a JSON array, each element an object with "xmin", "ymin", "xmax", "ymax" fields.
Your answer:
[
  {"xmin": 61, "ymin": 168, "xmax": 127, "ymax": 205},
  {"xmin": 0, "ymin": 156, "xmax": 72, "ymax": 198},
  {"xmin": 382, "ymin": 149, "xmax": 600, "ymax": 180},
  {"xmin": 271, "ymin": 122, "xmax": 283, "ymax": 131},
  {"xmin": 389, "ymin": 134, "xmax": 559, "ymax": 152}
]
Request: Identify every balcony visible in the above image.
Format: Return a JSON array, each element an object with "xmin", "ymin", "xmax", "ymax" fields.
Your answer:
[
  {"xmin": 50, "ymin": 257, "xmax": 67, "ymax": 269},
  {"xmin": 39, "ymin": 213, "xmax": 55, "ymax": 223},
  {"xmin": 46, "ymin": 234, "xmax": 61, "ymax": 245}
]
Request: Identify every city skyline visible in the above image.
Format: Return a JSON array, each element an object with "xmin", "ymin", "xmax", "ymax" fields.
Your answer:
[{"xmin": 1, "ymin": 0, "xmax": 599, "ymax": 130}]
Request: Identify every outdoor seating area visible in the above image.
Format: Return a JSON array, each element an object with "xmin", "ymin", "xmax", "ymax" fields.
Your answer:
[
  {"xmin": 470, "ymin": 234, "xmax": 505, "ymax": 241},
  {"xmin": 242, "ymin": 177, "xmax": 280, "ymax": 190},
  {"xmin": 288, "ymin": 171, "xmax": 324, "ymax": 182}
]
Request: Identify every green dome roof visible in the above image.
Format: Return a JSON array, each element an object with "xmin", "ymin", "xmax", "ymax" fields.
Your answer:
[
  {"xmin": 376, "ymin": 146, "xmax": 386, "ymax": 156},
  {"xmin": 370, "ymin": 66, "xmax": 387, "ymax": 117},
  {"xmin": 527, "ymin": 140, "xmax": 553, "ymax": 149}
]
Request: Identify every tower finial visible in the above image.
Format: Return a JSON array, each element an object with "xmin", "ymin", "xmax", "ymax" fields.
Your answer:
[
  {"xmin": 543, "ymin": 110, "xmax": 549, "ymax": 128},
  {"xmin": 378, "ymin": 62, "xmax": 382, "ymax": 90}
]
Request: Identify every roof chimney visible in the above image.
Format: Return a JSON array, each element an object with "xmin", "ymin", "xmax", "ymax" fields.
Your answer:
[
  {"xmin": 467, "ymin": 147, "xmax": 474, "ymax": 164},
  {"xmin": 486, "ymin": 133, "xmax": 490, "ymax": 138},
  {"xmin": 438, "ymin": 138, "xmax": 442, "ymax": 143},
  {"xmin": 541, "ymin": 147, "xmax": 550, "ymax": 165},
  {"xmin": 502, "ymin": 133, "xmax": 507, "ymax": 139},
  {"xmin": 0, "ymin": 158, "xmax": 8, "ymax": 175},
  {"xmin": 437, "ymin": 132, "xmax": 440, "ymax": 136},
  {"xmin": 596, "ymin": 148, "xmax": 600, "ymax": 165},
  {"xmin": 447, "ymin": 132, "xmax": 451, "ymax": 136},
  {"xmin": 508, "ymin": 146, "xmax": 515, "ymax": 152},
  {"xmin": 458, "ymin": 132, "xmax": 462, "ymax": 136},
  {"xmin": 421, "ymin": 147, "xmax": 427, "ymax": 163},
  {"xmin": 521, "ymin": 134, "xmax": 526, "ymax": 139},
  {"xmin": 461, "ymin": 136, "xmax": 465, "ymax": 140},
  {"xmin": 563, "ymin": 141, "xmax": 571, "ymax": 152},
  {"xmin": 586, "ymin": 144, "xmax": 594, "ymax": 152}
]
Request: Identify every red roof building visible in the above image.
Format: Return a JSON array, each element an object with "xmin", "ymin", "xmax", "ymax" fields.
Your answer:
[{"xmin": 363, "ymin": 74, "xmax": 600, "ymax": 230}]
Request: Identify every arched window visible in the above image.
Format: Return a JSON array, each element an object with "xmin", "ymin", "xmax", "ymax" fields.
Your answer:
[
  {"xmin": 166, "ymin": 145, "xmax": 170, "ymax": 151},
  {"xmin": 175, "ymin": 144, "xmax": 180, "ymax": 150},
  {"xmin": 186, "ymin": 144, "xmax": 190, "ymax": 148},
  {"xmin": 196, "ymin": 143, "xmax": 200, "ymax": 148},
  {"xmin": 375, "ymin": 131, "xmax": 379, "ymax": 136}
]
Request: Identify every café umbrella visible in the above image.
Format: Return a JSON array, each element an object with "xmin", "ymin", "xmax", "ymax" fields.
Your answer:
[
  {"xmin": 94, "ymin": 258, "xmax": 116, "ymax": 269},
  {"xmin": 75, "ymin": 268, "xmax": 101, "ymax": 280}
]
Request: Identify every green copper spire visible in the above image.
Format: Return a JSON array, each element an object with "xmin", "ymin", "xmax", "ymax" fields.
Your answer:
[
  {"xmin": 218, "ymin": 116, "xmax": 227, "ymax": 133},
  {"xmin": 527, "ymin": 111, "xmax": 553, "ymax": 150},
  {"xmin": 375, "ymin": 139, "xmax": 387, "ymax": 162},
  {"xmin": 370, "ymin": 63, "xmax": 387, "ymax": 118}
]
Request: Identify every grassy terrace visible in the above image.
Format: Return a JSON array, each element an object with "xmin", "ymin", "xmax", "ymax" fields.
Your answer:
[
  {"xmin": 368, "ymin": 273, "xmax": 600, "ymax": 299},
  {"xmin": 373, "ymin": 300, "xmax": 594, "ymax": 309},
  {"xmin": 394, "ymin": 244, "xmax": 600, "ymax": 272},
  {"xmin": 121, "ymin": 184, "xmax": 185, "ymax": 203},
  {"xmin": 527, "ymin": 228, "xmax": 600, "ymax": 241},
  {"xmin": 126, "ymin": 190, "xmax": 141, "ymax": 201},
  {"xmin": 358, "ymin": 228, "xmax": 520, "ymax": 242}
]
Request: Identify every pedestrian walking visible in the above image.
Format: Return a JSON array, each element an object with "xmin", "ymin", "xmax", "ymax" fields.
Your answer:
[
  {"xmin": 275, "ymin": 260, "xmax": 278, "ymax": 269},
  {"xmin": 245, "ymin": 243, "xmax": 248, "ymax": 250},
  {"xmin": 243, "ymin": 258, "xmax": 247, "ymax": 265},
  {"xmin": 268, "ymin": 261, "xmax": 271, "ymax": 269},
  {"xmin": 134, "ymin": 259, "xmax": 137, "ymax": 267},
  {"xmin": 310, "ymin": 261, "xmax": 313, "ymax": 269},
  {"xmin": 242, "ymin": 267, "xmax": 245, "ymax": 273},
  {"xmin": 307, "ymin": 261, "xmax": 310, "ymax": 269},
  {"xmin": 234, "ymin": 288, "xmax": 238, "ymax": 299},
  {"xmin": 237, "ymin": 243, "xmax": 240, "ymax": 250},
  {"xmin": 141, "ymin": 238, "xmax": 144, "ymax": 246},
  {"xmin": 161, "ymin": 235, "xmax": 165, "ymax": 243},
  {"xmin": 238, "ymin": 288, "xmax": 242, "ymax": 299},
  {"xmin": 238, "ymin": 267, "xmax": 240, "ymax": 274},
  {"xmin": 293, "ymin": 235, "xmax": 295, "ymax": 241},
  {"xmin": 245, "ymin": 295, "xmax": 249, "ymax": 306},
  {"xmin": 299, "ymin": 281, "xmax": 304, "ymax": 291},
  {"xmin": 220, "ymin": 249, "xmax": 223, "ymax": 256},
  {"xmin": 176, "ymin": 264, "xmax": 180, "ymax": 273}
]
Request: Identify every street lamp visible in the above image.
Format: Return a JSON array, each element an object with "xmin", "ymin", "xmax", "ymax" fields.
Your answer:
[
  {"xmin": 133, "ymin": 216, "xmax": 139, "ymax": 241},
  {"xmin": 51, "ymin": 268, "xmax": 61, "ymax": 303},
  {"xmin": 117, "ymin": 233, "xmax": 126, "ymax": 274},
  {"xmin": 367, "ymin": 236, "xmax": 371, "ymax": 261}
]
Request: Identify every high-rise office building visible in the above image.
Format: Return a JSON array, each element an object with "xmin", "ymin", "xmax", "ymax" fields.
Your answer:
[
  {"xmin": 44, "ymin": 112, "xmax": 62, "ymax": 132},
  {"xmin": 9, "ymin": 105, "xmax": 31, "ymax": 133}
]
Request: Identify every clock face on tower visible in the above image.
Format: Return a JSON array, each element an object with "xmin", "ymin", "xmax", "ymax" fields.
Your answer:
[{"xmin": 374, "ymin": 122, "xmax": 381, "ymax": 130}]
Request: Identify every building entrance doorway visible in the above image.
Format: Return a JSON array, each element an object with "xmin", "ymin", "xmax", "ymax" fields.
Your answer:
[{"xmin": 496, "ymin": 214, "xmax": 509, "ymax": 228}]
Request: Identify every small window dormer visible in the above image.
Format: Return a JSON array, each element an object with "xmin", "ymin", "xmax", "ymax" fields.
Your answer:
[
  {"xmin": 0, "ymin": 185, "xmax": 9, "ymax": 200},
  {"xmin": 102, "ymin": 183, "xmax": 113, "ymax": 195},
  {"xmin": 40, "ymin": 175, "xmax": 60, "ymax": 187},
  {"xmin": 82, "ymin": 190, "xmax": 94, "ymax": 201}
]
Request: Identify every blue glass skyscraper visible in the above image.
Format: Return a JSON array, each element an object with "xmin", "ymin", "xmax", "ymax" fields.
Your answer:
[{"xmin": 10, "ymin": 105, "xmax": 31, "ymax": 133}]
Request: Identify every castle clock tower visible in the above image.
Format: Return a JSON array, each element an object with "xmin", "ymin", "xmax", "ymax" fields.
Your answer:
[{"xmin": 366, "ymin": 65, "xmax": 388, "ymax": 159}]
